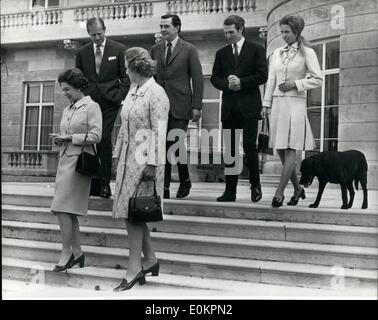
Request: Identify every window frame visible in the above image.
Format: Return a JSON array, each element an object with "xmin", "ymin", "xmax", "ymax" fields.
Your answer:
[
  {"xmin": 30, "ymin": 0, "xmax": 59, "ymax": 10},
  {"xmin": 22, "ymin": 81, "xmax": 55, "ymax": 151},
  {"xmin": 307, "ymin": 38, "xmax": 340, "ymax": 153}
]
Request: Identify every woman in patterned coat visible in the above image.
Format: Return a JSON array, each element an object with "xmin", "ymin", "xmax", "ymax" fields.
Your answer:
[{"xmin": 112, "ymin": 47, "xmax": 169, "ymax": 291}]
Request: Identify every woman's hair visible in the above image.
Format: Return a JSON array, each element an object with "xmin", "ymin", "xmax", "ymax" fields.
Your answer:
[
  {"xmin": 125, "ymin": 47, "xmax": 157, "ymax": 78},
  {"xmin": 279, "ymin": 15, "xmax": 311, "ymax": 54},
  {"xmin": 58, "ymin": 68, "xmax": 88, "ymax": 90}
]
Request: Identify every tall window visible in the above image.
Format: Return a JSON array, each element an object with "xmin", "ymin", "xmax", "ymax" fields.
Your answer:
[
  {"xmin": 23, "ymin": 82, "xmax": 54, "ymax": 151},
  {"xmin": 307, "ymin": 39, "xmax": 340, "ymax": 155},
  {"xmin": 31, "ymin": 0, "xmax": 59, "ymax": 10}
]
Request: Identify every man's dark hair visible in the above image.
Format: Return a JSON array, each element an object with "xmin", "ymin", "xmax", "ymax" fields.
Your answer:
[
  {"xmin": 224, "ymin": 15, "xmax": 245, "ymax": 34},
  {"xmin": 161, "ymin": 14, "xmax": 181, "ymax": 33},
  {"xmin": 86, "ymin": 17, "xmax": 106, "ymax": 33}
]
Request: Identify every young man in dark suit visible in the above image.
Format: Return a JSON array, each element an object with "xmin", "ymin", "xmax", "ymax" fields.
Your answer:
[
  {"xmin": 211, "ymin": 15, "xmax": 268, "ymax": 202},
  {"xmin": 151, "ymin": 14, "xmax": 204, "ymax": 199},
  {"xmin": 75, "ymin": 17, "xmax": 129, "ymax": 198}
]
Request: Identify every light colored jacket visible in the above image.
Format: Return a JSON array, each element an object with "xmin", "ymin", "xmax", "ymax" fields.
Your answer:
[
  {"xmin": 263, "ymin": 43, "xmax": 323, "ymax": 107},
  {"xmin": 59, "ymin": 96, "xmax": 102, "ymax": 157}
]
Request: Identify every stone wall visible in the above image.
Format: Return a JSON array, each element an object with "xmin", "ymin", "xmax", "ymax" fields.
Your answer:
[{"xmin": 265, "ymin": 0, "xmax": 378, "ymax": 189}]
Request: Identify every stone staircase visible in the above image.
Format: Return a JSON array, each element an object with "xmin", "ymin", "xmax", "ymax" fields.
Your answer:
[{"xmin": 2, "ymin": 182, "xmax": 378, "ymax": 294}]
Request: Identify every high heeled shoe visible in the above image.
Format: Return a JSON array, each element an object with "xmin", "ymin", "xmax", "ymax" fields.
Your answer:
[
  {"xmin": 272, "ymin": 196, "xmax": 285, "ymax": 208},
  {"xmin": 142, "ymin": 262, "xmax": 159, "ymax": 276},
  {"xmin": 52, "ymin": 254, "xmax": 74, "ymax": 272},
  {"xmin": 287, "ymin": 188, "xmax": 306, "ymax": 206},
  {"xmin": 113, "ymin": 271, "xmax": 146, "ymax": 292},
  {"xmin": 70, "ymin": 254, "xmax": 85, "ymax": 268}
]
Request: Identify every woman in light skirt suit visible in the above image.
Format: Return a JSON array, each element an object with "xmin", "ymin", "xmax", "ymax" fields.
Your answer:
[
  {"xmin": 50, "ymin": 68, "xmax": 102, "ymax": 271},
  {"xmin": 262, "ymin": 15, "xmax": 323, "ymax": 207}
]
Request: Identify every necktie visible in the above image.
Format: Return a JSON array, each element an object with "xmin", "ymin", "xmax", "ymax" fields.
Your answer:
[
  {"xmin": 166, "ymin": 42, "xmax": 172, "ymax": 66},
  {"xmin": 233, "ymin": 43, "xmax": 238, "ymax": 64},
  {"xmin": 95, "ymin": 44, "xmax": 102, "ymax": 74}
]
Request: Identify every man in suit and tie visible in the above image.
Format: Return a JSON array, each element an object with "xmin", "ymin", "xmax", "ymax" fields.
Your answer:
[
  {"xmin": 211, "ymin": 15, "xmax": 268, "ymax": 202},
  {"xmin": 151, "ymin": 14, "xmax": 204, "ymax": 199},
  {"xmin": 75, "ymin": 17, "xmax": 129, "ymax": 198}
]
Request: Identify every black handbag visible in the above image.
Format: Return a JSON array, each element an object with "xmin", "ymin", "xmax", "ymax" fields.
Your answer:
[
  {"xmin": 257, "ymin": 117, "xmax": 274, "ymax": 155},
  {"xmin": 75, "ymin": 115, "xmax": 102, "ymax": 178},
  {"xmin": 128, "ymin": 179, "xmax": 163, "ymax": 224}
]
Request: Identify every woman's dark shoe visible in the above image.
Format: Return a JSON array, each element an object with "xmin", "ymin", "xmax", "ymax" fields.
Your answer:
[
  {"xmin": 272, "ymin": 196, "xmax": 285, "ymax": 208},
  {"xmin": 113, "ymin": 271, "xmax": 146, "ymax": 292},
  {"xmin": 287, "ymin": 188, "xmax": 306, "ymax": 206},
  {"xmin": 52, "ymin": 254, "xmax": 74, "ymax": 272},
  {"xmin": 70, "ymin": 254, "xmax": 85, "ymax": 268},
  {"xmin": 142, "ymin": 262, "xmax": 159, "ymax": 277}
]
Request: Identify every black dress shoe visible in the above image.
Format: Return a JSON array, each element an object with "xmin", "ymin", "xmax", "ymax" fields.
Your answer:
[
  {"xmin": 176, "ymin": 180, "xmax": 192, "ymax": 198},
  {"xmin": 287, "ymin": 188, "xmax": 306, "ymax": 206},
  {"xmin": 99, "ymin": 185, "xmax": 111, "ymax": 198},
  {"xmin": 272, "ymin": 196, "xmax": 285, "ymax": 208},
  {"xmin": 216, "ymin": 191, "xmax": 236, "ymax": 202},
  {"xmin": 164, "ymin": 188, "xmax": 170, "ymax": 199},
  {"xmin": 251, "ymin": 185, "xmax": 262, "ymax": 202},
  {"xmin": 70, "ymin": 254, "xmax": 85, "ymax": 268},
  {"xmin": 142, "ymin": 262, "xmax": 160, "ymax": 276},
  {"xmin": 52, "ymin": 254, "xmax": 74, "ymax": 272},
  {"xmin": 113, "ymin": 271, "xmax": 146, "ymax": 292}
]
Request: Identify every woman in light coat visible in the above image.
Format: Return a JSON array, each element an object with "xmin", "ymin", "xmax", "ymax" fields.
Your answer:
[
  {"xmin": 262, "ymin": 15, "xmax": 323, "ymax": 207},
  {"xmin": 112, "ymin": 47, "xmax": 169, "ymax": 291},
  {"xmin": 51, "ymin": 68, "xmax": 102, "ymax": 271}
]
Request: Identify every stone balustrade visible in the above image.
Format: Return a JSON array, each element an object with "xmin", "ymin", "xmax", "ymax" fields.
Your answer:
[
  {"xmin": 73, "ymin": 2, "xmax": 154, "ymax": 23},
  {"xmin": 1, "ymin": 9, "xmax": 63, "ymax": 29},
  {"xmin": 2, "ymin": 151, "xmax": 59, "ymax": 176},
  {"xmin": 166, "ymin": 0, "xmax": 256, "ymax": 15}
]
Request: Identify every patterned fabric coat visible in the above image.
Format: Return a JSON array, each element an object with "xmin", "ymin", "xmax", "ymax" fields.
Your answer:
[{"xmin": 112, "ymin": 78, "xmax": 169, "ymax": 219}]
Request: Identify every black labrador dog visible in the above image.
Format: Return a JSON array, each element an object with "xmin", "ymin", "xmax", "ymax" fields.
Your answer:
[{"xmin": 299, "ymin": 150, "xmax": 368, "ymax": 209}]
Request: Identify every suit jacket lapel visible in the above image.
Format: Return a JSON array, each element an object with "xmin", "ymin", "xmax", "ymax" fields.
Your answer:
[
  {"xmin": 159, "ymin": 41, "xmax": 166, "ymax": 67},
  {"xmin": 167, "ymin": 38, "xmax": 184, "ymax": 65},
  {"xmin": 87, "ymin": 44, "xmax": 97, "ymax": 78},
  {"xmin": 226, "ymin": 45, "xmax": 236, "ymax": 68},
  {"xmin": 99, "ymin": 39, "xmax": 112, "ymax": 76},
  {"xmin": 236, "ymin": 42, "xmax": 247, "ymax": 68}
]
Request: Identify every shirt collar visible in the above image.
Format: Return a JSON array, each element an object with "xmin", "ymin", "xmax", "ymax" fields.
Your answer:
[
  {"xmin": 166, "ymin": 36, "xmax": 179, "ymax": 49},
  {"xmin": 131, "ymin": 77, "xmax": 156, "ymax": 98},
  {"xmin": 71, "ymin": 96, "xmax": 92, "ymax": 109},
  {"xmin": 93, "ymin": 38, "xmax": 106, "ymax": 50},
  {"xmin": 284, "ymin": 41, "xmax": 298, "ymax": 50},
  {"xmin": 234, "ymin": 37, "xmax": 245, "ymax": 49}
]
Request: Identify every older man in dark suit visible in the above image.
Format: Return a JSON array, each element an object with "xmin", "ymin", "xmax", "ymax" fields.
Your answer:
[
  {"xmin": 211, "ymin": 15, "xmax": 268, "ymax": 202},
  {"xmin": 151, "ymin": 14, "xmax": 204, "ymax": 199},
  {"xmin": 75, "ymin": 17, "xmax": 129, "ymax": 198}
]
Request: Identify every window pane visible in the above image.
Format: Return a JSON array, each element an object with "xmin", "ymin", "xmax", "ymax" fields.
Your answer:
[
  {"xmin": 324, "ymin": 139, "xmax": 338, "ymax": 152},
  {"xmin": 305, "ymin": 140, "xmax": 320, "ymax": 158},
  {"xmin": 326, "ymin": 41, "xmax": 340, "ymax": 69},
  {"xmin": 312, "ymin": 44, "xmax": 322, "ymax": 68},
  {"xmin": 307, "ymin": 108, "xmax": 321, "ymax": 140},
  {"xmin": 324, "ymin": 106, "xmax": 338, "ymax": 139},
  {"xmin": 47, "ymin": 0, "xmax": 59, "ymax": 7},
  {"xmin": 40, "ymin": 106, "xmax": 54, "ymax": 151},
  {"xmin": 203, "ymin": 77, "xmax": 220, "ymax": 100},
  {"xmin": 24, "ymin": 106, "xmax": 39, "ymax": 150},
  {"xmin": 43, "ymin": 83, "xmax": 55, "ymax": 103},
  {"xmin": 27, "ymin": 84, "xmax": 40, "ymax": 103},
  {"xmin": 32, "ymin": 0, "xmax": 46, "ymax": 8},
  {"xmin": 307, "ymin": 86, "xmax": 322, "ymax": 107},
  {"xmin": 325, "ymin": 73, "xmax": 339, "ymax": 106}
]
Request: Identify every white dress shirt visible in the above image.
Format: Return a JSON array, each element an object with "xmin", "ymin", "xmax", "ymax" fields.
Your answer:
[
  {"xmin": 93, "ymin": 38, "xmax": 106, "ymax": 57},
  {"xmin": 233, "ymin": 36, "xmax": 245, "ymax": 55},
  {"xmin": 165, "ymin": 36, "xmax": 179, "ymax": 59}
]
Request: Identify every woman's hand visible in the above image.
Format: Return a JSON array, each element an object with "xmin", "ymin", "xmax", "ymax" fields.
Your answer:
[
  {"xmin": 261, "ymin": 106, "xmax": 270, "ymax": 119},
  {"xmin": 142, "ymin": 165, "xmax": 157, "ymax": 181},
  {"xmin": 278, "ymin": 81, "xmax": 296, "ymax": 92},
  {"xmin": 53, "ymin": 134, "xmax": 72, "ymax": 146},
  {"xmin": 111, "ymin": 158, "xmax": 119, "ymax": 177}
]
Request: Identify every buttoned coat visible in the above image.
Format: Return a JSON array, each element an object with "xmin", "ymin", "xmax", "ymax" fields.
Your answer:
[
  {"xmin": 150, "ymin": 38, "xmax": 203, "ymax": 120},
  {"xmin": 51, "ymin": 96, "xmax": 102, "ymax": 215},
  {"xmin": 112, "ymin": 79, "xmax": 169, "ymax": 219}
]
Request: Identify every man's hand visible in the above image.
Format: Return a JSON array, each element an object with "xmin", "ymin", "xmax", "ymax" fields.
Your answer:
[
  {"xmin": 111, "ymin": 158, "xmax": 119, "ymax": 177},
  {"xmin": 278, "ymin": 81, "xmax": 296, "ymax": 92},
  {"xmin": 142, "ymin": 165, "xmax": 157, "ymax": 181},
  {"xmin": 192, "ymin": 109, "xmax": 201, "ymax": 122},
  {"xmin": 228, "ymin": 75, "xmax": 241, "ymax": 91}
]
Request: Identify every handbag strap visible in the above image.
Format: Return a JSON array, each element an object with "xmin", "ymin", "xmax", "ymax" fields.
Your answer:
[
  {"xmin": 79, "ymin": 106, "xmax": 98, "ymax": 157},
  {"xmin": 262, "ymin": 116, "xmax": 270, "ymax": 134},
  {"xmin": 131, "ymin": 178, "xmax": 159, "ymax": 200}
]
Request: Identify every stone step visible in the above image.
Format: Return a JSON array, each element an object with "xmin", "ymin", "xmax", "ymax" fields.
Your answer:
[
  {"xmin": 3, "ymin": 205, "xmax": 378, "ymax": 247},
  {"xmin": 3, "ymin": 239, "xmax": 377, "ymax": 290},
  {"xmin": 2, "ymin": 193, "xmax": 377, "ymax": 227},
  {"xmin": 3, "ymin": 220, "xmax": 378, "ymax": 269}
]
